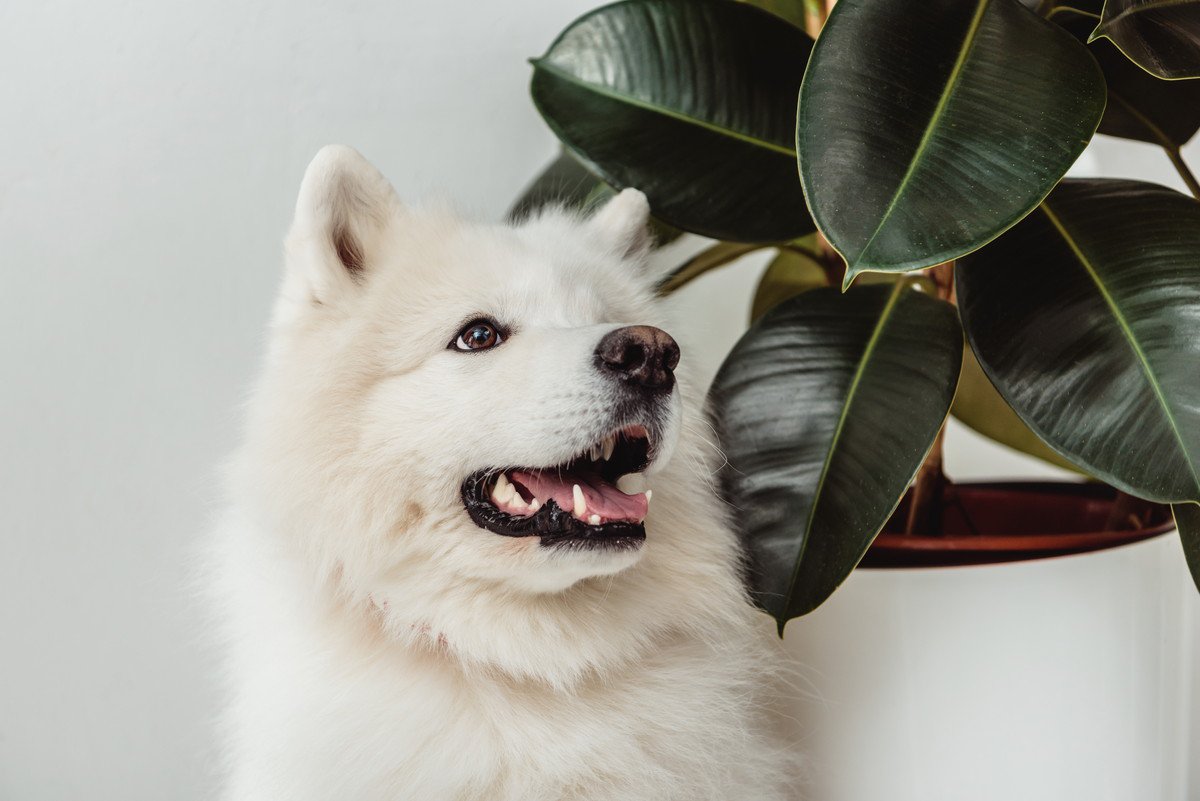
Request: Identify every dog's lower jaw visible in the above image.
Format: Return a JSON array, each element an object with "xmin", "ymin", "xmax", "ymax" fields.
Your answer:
[{"xmin": 505, "ymin": 546, "xmax": 646, "ymax": 593}]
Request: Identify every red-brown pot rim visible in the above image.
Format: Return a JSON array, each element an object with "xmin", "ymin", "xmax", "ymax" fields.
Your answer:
[{"xmin": 861, "ymin": 481, "xmax": 1174, "ymax": 569}]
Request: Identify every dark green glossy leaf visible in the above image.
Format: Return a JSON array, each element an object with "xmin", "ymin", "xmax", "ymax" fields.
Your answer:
[
  {"xmin": 798, "ymin": 0, "xmax": 1106, "ymax": 281},
  {"xmin": 1055, "ymin": 9, "xmax": 1200, "ymax": 146},
  {"xmin": 749, "ymin": 248, "xmax": 829, "ymax": 321},
  {"xmin": 711, "ymin": 283, "xmax": 963, "ymax": 628},
  {"xmin": 957, "ymin": 179, "xmax": 1200, "ymax": 503},
  {"xmin": 531, "ymin": 0, "xmax": 816, "ymax": 242},
  {"xmin": 1173, "ymin": 502, "xmax": 1200, "ymax": 594},
  {"xmin": 509, "ymin": 152, "xmax": 684, "ymax": 244},
  {"xmin": 507, "ymin": 151, "xmax": 605, "ymax": 221},
  {"xmin": 1091, "ymin": 0, "xmax": 1200, "ymax": 80},
  {"xmin": 951, "ymin": 346, "xmax": 1089, "ymax": 474},
  {"xmin": 751, "ymin": 262, "xmax": 936, "ymax": 323}
]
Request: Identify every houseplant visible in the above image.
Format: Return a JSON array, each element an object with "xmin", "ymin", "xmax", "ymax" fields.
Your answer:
[{"xmin": 513, "ymin": 0, "xmax": 1200, "ymax": 635}]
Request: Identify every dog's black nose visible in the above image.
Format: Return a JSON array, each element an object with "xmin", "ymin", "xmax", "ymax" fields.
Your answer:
[{"xmin": 595, "ymin": 325, "xmax": 680, "ymax": 392}]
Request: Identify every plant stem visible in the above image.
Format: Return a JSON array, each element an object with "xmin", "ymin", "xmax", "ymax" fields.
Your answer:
[
  {"xmin": 929, "ymin": 260, "xmax": 955, "ymax": 303},
  {"xmin": 777, "ymin": 242, "xmax": 824, "ymax": 262},
  {"xmin": 804, "ymin": 0, "xmax": 829, "ymax": 37},
  {"xmin": 1166, "ymin": 147, "xmax": 1200, "ymax": 200},
  {"xmin": 904, "ymin": 261, "xmax": 956, "ymax": 536},
  {"xmin": 812, "ymin": 231, "xmax": 847, "ymax": 288},
  {"xmin": 656, "ymin": 242, "xmax": 765, "ymax": 295},
  {"xmin": 1105, "ymin": 92, "xmax": 1200, "ymax": 200},
  {"xmin": 1103, "ymin": 490, "xmax": 1156, "ymax": 531},
  {"xmin": 656, "ymin": 236, "xmax": 837, "ymax": 297},
  {"xmin": 905, "ymin": 425, "xmax": 947, "ymax": 535}
]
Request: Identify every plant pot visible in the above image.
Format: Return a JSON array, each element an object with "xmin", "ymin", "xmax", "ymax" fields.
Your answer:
[
  {"xmin": 781, "ymin": 480, "xmax": 1198, "ymax": 801},
  {"xmin": 864, "ymin": 480, "xmax": 1175, "ymax": 568}
]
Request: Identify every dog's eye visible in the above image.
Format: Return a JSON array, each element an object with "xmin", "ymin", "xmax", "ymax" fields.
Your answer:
[{"xmin": 452, "ymin": 319, "xmax": 504, "ymax": 352}]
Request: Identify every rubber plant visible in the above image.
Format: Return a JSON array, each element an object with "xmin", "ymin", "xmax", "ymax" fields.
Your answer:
[{"xmin": 514, "ymin": 0, "xmax": 1200, "ymax": 632}]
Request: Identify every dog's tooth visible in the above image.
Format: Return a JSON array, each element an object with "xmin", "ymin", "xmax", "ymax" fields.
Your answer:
[
  {"xmin": 602, "ymin": 436, "xmax": 615, "ymax": 461},
  {"xmin": 509, "ymin": 493, "xmax": 527, "ymax": 510},
  {"xmin": 588, "ymin": 514, "xmax": 601, "ymax": 525},
  {"xmin": 590, "ymin": 444, "xmax": 600, "ymax": 462},
  {"xmin": 645, "ymin": 489, "xmax": 652, "ymax": 502},
  {"xmin": 498, "ymin": 475, "xmax": 520, "ymax": 505},
  {"xmin": 491, "ymin": 474, "xmax": 511, "ymax": 503},
  {"xmin": 528, "ymin": 497, "xmax": 541, "ymax": 512},
  {"xmin": 572, "ymin": 484, "xmax": 587, "ymax": 518}
]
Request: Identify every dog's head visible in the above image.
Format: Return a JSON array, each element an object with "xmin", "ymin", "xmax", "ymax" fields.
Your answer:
[{"xmin": 235, "ymin": 147, "xmax": 742, "ymax": 679}]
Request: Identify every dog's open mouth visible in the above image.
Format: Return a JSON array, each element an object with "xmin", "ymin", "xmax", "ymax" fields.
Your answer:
[{"xmin": 461, "ymin": 425, "xmax": 654, "ymax": 549}]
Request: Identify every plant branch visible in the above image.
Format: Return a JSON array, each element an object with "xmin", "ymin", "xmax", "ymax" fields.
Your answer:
[
  {"xmin": 804, "ymin": 0, "xmax": 829, "ymax": 37},
  {"xmin": 904, "ymin": 260, "xmax": 956, "ymax": 536},
  {"xmin": 1103, "ymin": 490, "xmax": 1157, "ymax": 531},
  {"xmin": 657, "ymin": 237, "xmax": 836, "ymax": 297},
  {"xmin": 812, "ymin": 231, "xmax": 847, "ymax": 288},
  {"xmin": 905, "ymin": 424, "xmax": 947, "ymax": 535},
  {"xmin": 1103, "ymin": 92, "xmax": 1200, "ymax": 200},
  {"xmin": 656, "ymin": 242, "xmax": 766, "ymax": 295},
  {"xmin": 1033, "ymin": 0, "xmax": 1056, "ymax": 18},
  {"xmin": 1166, "ymin": 147, "xmax": 1200, "ymax": 200},
  {"xmin": 928, "ymin": 260, "xmax": 955, "ymax": 302},
  {"xmin": 778, "ymin": 242, "xmax": 824, "ymax": 262}
]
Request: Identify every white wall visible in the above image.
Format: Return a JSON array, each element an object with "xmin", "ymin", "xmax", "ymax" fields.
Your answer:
[
  {"xmin": 1, "ymin": 2, "xmax": 1196, "ymax": 800},
  {"xmin": 0, "ymin": 2, "xmax": 598, "ymax": 798}
]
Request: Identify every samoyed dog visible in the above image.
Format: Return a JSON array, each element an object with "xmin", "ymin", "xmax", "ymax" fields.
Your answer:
[{"xmin": 211, "ymin": 146, "xmax": 796, "ymax": 800}]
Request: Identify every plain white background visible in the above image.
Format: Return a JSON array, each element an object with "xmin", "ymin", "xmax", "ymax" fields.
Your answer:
[{"xmin": 1, "ymin": 2, "xmax": 1197, "ymax": 799}]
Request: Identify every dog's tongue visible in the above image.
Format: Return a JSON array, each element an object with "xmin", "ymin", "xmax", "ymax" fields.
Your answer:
[{"xmin": 511, "ymin": 469, "xmax": 648, "ymax": 523}]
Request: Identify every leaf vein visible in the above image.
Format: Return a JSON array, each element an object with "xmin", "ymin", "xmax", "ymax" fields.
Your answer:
[
  {"xmin": 784, "ymin": 281, "xmax": 908, "ymax": 611},
  {"xmin": 1039, "ymin": 201, "xmax": 1200, "ymax": 495},
  {"xmin": 852, "ymin": 0, "xmax": 992, "ymax": 270},
  {"xmin": 531, "ymin": 60, "xmax": 797, "ymax": 157}
]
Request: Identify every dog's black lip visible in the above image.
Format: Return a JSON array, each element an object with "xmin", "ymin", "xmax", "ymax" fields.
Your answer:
[{"xmin": 461, "ymin": 470, "xmax": 646, "ymax": 549}]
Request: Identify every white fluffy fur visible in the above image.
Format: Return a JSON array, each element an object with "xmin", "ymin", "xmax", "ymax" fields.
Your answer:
[{"xmin": 210, "ymin": 146, "xmax": 798, "ymax": 800}]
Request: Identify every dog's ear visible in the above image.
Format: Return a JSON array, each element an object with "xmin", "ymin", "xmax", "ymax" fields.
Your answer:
[
  {"xmin": 588, "ymin": 188, "xmax": 651, "ymax": 260},
  {"xmin": 284, "ymin": 145, "xmax": 401, "ymax": 304}
]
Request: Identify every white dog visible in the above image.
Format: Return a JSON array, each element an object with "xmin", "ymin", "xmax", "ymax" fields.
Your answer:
[{"xmin": 210, "ymin": 146, "xmax": 796, "ymax": 800}]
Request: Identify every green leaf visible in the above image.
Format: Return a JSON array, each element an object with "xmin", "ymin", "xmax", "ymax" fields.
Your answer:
[
  {"xmin": 710, "ymin": 282, "xmax": 963, "ymax": 628},
  {"xmin": 798, "ymin": 0, "xmax": 1106, "ymax": 281},
  {"xmin": 749, "ymin": 248, "xmax": 829, "ymax": 322},
  {"xmin": 507, "ymin": 151, "xmax": 606, "ymax": 222},
  {"xmin": 530, "ymin": 0, "xmax": 816, "ymax": 242},
  {"xmin": 957, "ymin": 179, "xmax": 1200, "ymax": 504},
  {"xmin": 509, "ymin": 152, "xmax": 684, "ymax": 244},
  {"xmin": 1174, "ymin": 502, "xmax": 1200, "ymax": 594},
  {"xmin": 1091, "ymin": 0, "xmax": 1200, "ymax": 80},
  {"xmin": 1055, "ymin": 9, "xmax": 1200, "ymax": 147},
  {"xmin": 951, "ymin": 345, "xmax": 1090, "ymax": 474},
  {"xmin": 751, "ymin": 261, "xmax": 937, "ymax": 323}
]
